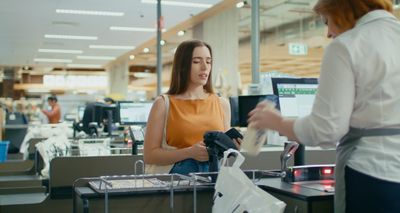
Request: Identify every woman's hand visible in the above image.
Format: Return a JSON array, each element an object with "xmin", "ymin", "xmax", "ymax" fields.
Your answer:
[
  {"xmin": 247, "ymin": 101, "xmax": 283, "ymax": 130},
  {"xmin": 188, "ymin": 141, "xmax": 209, "ymax": 162},
  {"xmin": 233, "ymin": 138, "xmax": 242, "ymax": 150}
]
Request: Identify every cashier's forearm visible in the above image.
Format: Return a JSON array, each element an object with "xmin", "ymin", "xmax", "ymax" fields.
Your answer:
[{"xmin": 274, "ymin": 119, "xmax": 299, "ymax": 142}]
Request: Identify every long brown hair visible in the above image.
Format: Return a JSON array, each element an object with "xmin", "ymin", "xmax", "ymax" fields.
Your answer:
[
  {"xmin": 167, "ymin": 40, "xmax": 214, "ymax": 95},
  {"xmin": 313, "ymin": 0, "xmax": 393, "ymax": 32}
]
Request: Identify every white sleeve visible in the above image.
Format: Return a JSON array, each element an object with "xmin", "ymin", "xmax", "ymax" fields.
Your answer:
[{"xmin": 294, "ymin": 41, "xmax": 355, "ymax": 146}]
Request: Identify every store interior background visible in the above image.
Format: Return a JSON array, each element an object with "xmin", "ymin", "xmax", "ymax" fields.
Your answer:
[{"xmin": 0, "ymin": 0, "xmax": 399, "ymax": 122}]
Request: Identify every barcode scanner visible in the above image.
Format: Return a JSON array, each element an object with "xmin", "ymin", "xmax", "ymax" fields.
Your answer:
[{"xmin": 203, "ymin": 131, "xmax": 238, "ymax": 173}]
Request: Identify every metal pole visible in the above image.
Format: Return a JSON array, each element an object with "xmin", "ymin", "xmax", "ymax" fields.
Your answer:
[
  {"xmin": 156, "ymin": 0, "xmax": 162, "ymax": 96},
  {"xmin": 251, "ymin": 0, "xmax": 260, "ymax": 84}
]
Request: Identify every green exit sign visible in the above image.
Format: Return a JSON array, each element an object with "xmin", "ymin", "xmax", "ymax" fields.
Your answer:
[{"xmin": 288, "ymin": 43, "xmax": 308, "ymax": 56}]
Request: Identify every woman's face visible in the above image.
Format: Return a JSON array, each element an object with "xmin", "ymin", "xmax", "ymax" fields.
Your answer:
[
  {"xmin": 322, "ymin": 15, "xmax": 341, "ymax": 38},
  {"xmin": 189, "ymin": 46, "xmax": 212, "ymax": 86}
]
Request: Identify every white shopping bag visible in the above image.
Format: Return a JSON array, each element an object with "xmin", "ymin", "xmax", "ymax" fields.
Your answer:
[{"xmin": 213, "ymin": 149, "xmax": 286, "ymax": 213}]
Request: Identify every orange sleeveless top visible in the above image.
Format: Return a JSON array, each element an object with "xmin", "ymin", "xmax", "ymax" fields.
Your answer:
[{"xmin": 166, "ymin": 94, "xmax": 225, "ymax": 149}]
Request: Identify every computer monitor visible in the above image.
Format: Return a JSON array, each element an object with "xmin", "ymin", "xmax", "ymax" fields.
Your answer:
[
  {"xmin": 93, "ymin": 104, "xmax": 119, "ymax": 125},
  {"xmin": 118, "ymin": 101, "xmax": 153, "ymax": 125},
  {"xmin": 229, "ymin": 97, "xmax": 239, "ymax": 127},
  {"xmin": 93, "ymin": 104, "xmax": 119, "ymax": 136},
  {"xmin": 238, "ymin": 95, "xmax": 279, "ymax": 127},
  {"xmin": 271, "ymin": 77, "xmax": 318, "ymax": 118}
]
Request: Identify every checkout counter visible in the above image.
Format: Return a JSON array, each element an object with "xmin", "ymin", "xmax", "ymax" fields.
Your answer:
[
  {"xmin": 1, "ymin": 141, "xmax": 335, "ymax": 213},
  {"xmin": 0, "ymin": 121, "xmax": 336, "ymax": 213},
  {"xmin": 71, "ymin": 167, "xmax": 334, "ymax": 213}
]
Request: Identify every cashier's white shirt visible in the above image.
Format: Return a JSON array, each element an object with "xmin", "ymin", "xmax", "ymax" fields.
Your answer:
[{"xmin": 294, "ymin": 10, "xmax": 400, "ymax": 183}]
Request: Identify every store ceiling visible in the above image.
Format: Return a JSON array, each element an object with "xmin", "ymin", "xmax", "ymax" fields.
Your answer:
[
  {"xmin": 3, "ymin": 0, "xmax": 398, "ymax": 90},
  {"xmin": 112, "ymin": 0, "xmax": 328, "ymax": 81},
  {"xmin": 0, "ymin": 0, "xmax": 222, "ymax": 71}
]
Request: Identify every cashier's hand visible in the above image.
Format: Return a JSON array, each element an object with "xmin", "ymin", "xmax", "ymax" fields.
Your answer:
[
  {"xmin": 189, "ymin": 141, "xmax": 209, "ymax": 162},
  {"xmin": 247, "ymin": 101, "xmax": 283, "ymax": 130}
]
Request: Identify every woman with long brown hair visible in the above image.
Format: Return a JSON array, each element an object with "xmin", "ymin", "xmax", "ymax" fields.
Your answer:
[{"xmin": 144, "ymin": 40, "xmax": 238, "ymax": 175}]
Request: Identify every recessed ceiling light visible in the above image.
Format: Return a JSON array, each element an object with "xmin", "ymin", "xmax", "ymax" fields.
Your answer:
[
  {"xmin": 89, "ymin": 45, "xmax": 135, "ymax": 50},
  {"xmin": 236, "ymin": 1, "xmax": 245, "ymax": 8},
  {"xmin": 77, "ymin": 56, "xmax": 116, "ymax": 60},
  {"xmin": 129, "ymin": 55, "xmax": 135, "ymax": 60},
  {"xmin": 44, "ymin": 34, "xmax": 98, "ymax": 40},
  {"xmin": 110, "ymin": 26, "xmax": 166, "ymax": 32},
  {"xmin": 38, "ymin": 49, "xmax": 83, "ymax": 54},
  {"xmin": 143, "ymin": 48, "xmax": 150, "ymax": 53},
  {"xmin": 67, "ymin": 64, "xmax": 103, "ymax": 68},
  {"xmin": 141, "ymin": 0, "xmax": 212, "ymax": 8},
  {"xmin": 177, "ymin": 30, "xmax": 185, "ymax": 36},
  {"xmin": 34, "ymin": 58, "xmax": 72, "ymax": 63},
  {"xmin": 134, "ymin": 72, "xmax": 155, "ymax": 78},
  {"xmin": 27, "ymin": 88, "xmax": 50, "ymax": 93},
  {"xmin": 56, "ymin": 9, "xmax": 124, "ymax": 16}
]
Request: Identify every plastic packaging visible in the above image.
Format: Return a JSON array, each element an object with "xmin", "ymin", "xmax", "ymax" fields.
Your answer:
[
  {"xmin": 242, "ymin": 128, "xmax": 267, "ymax": 156},
  {"xmin": 242, "ymin": 101, "xmax": 276, "ymax": 156}
]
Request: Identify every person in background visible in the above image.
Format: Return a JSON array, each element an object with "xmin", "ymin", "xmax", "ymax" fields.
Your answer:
[
  {"xmin": 144, "ymin": 39, "xmax": 240, "ymax": 175},
  {"xmin": 42, "ymin": 95, "xmax": 61, "ymax": 124},
  {"xmin": 248, "ymin": 1, "xmax": 400, "ymax": 213}
]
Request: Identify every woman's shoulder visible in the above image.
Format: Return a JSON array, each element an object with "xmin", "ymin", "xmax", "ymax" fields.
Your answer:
[
  {"xmin": 207, "ymin": 93, "xmax": 229, "ymax": 109},
  {"xmin": 217, "ymin": 96, "xmax": 229, "ymax": 109},
  {"xmin": 208, "ymin": 93, "xmax": 221, "ymax": 100},
  {"xmin": 152, "ymin": 96, "xmax": 167, "ymax": 110}
]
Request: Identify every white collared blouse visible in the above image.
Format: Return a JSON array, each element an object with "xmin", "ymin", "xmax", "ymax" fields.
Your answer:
[{"xmin": 294, "ymin": 10, "xmax": 400, "ymax": 182}]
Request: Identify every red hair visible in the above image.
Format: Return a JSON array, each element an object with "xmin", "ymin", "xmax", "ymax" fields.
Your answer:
[{"xmin": 314, "ymin": 0, "xmax": 393, "ymax": 32}]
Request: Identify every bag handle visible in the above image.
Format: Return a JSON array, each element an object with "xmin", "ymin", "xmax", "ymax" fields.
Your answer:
[
  {"xmin": 161, "ymin": 94, "xmax": 169, "ymax": 139},
  {"xmin": 221, "ymin": 149, "xmax": 245, "ymax": 168}
]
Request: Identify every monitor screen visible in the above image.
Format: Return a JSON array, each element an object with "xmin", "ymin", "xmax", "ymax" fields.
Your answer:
[
  {"xmin": 271, "ymin": 78, "xmax": 318, "ymax": 118},
  {"xmin": 238, "ymin": 95, "xmax": 279, "ymax": 127},
  {"xmin": 118, "ymin": 101, "xmax": 153, "ymax": 125}
]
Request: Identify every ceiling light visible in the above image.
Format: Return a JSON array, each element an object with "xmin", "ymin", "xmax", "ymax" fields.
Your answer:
[
  {"xmin": 160, "ymin": 40, "xmax": 166, "ymax": 46},
  {"xmin": 177, "ymin": 30, "xmax": 185, "ymax": 36},
  {"xmin": 133, "ymin": 72, "xmax": 155, "ymax": 78},
  {"xmin": 236, "ymin": 1, "xmax": 245, "ymax": 8},
  {"xmin": 22, "ymin": 66, "xmax": 30, "ymax": 70},
  {"xmin": 141, "ymin": 0, "xmax": 212, "ymax": 8},
  {"xmin": 56, "ymin": 9, "xmax": 124, "ymax": 16},
  {"xmin": 143, "ymin": 48, "xmax": 150, "ymax": 53},
  {"xmin": 44, "ymin": 34, "xmax": 98, "ymax": 40},
  {"xmin": 129, "ymin": 55, "xmax": 135, "ymax": 60},
  {"xmin": 77, "ymin": 56, "xmax": 116, "ymax": 60},
  {"xmin": 110, "ymin": 26, "xmax": 166, "ymax": 32},
  {"xmin": 67, "ymin": 64, "xmax": 103, "ymax": 68},
  {"xmin": 89, "ymin": 45, "xmax": 135, "ymax": 50},
  {"xmin": 27, "ymin": 88, "xmax": 51, "ymax": 93},
  {"xmin": 34, "ymin": 58, "xmax": 72, "ymax": 63},
  {"xmin": 38, "ymin": 49, "xmax": 83, "ymax": 54}
]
